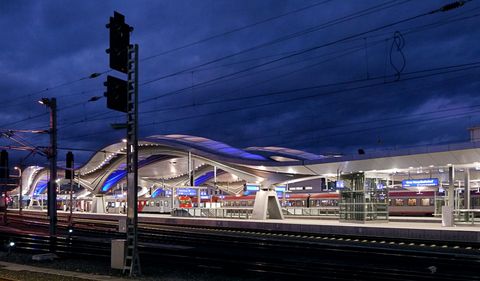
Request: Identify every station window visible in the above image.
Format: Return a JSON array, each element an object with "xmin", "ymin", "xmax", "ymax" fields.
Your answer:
[
  {"xmin": 395, "ymin": 199, "xmax": 404, "ymax": 206},
  {"xmin": 420, "ymin": 198, "xmax": 430, "ymax": 206},
  {"xmin": 407, "ymin": 198, "xmax": 417, "ymax": 206}
]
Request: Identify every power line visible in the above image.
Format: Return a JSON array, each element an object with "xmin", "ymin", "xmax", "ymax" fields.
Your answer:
[
  {"xmin": 139, "ymin": 0, "xmax": 409, "ymax": 91},
  {"xmin": 58, "ymin": 8, "xmax": 480, "ymax": 130},
  {"xmin": 277, "ymin": 108, "xmax": 480, "ymax": 149},
  {"xmin": 141, "ymin": 0, "xmax": 333, "ymax": 61},
  {"xmin": 57, "ymin": 61, "xmax": 480, "ymax": 141},
  {"xmin": 58, "ymin": 60, "xmax": 480, "ymax": 130},
  {"xmin": 138, "ymin": 0, "xmax": 466, "ymax": 104}
]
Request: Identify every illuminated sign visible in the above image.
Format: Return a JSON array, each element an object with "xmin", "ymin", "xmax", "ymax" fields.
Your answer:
[
  {"xmin": 402, "ymin": 178, "xmax": 439, "ymax": 188},
  {"xmin": 244, "ymin": 184, "xmax": 260, "ymax": 192},
  {"xmin": 176, "ymin": 188, "xmax": 197, "ymax": 196},
  {"xmin": 275, "ymin": 186, "xmax": 286, "ymax": 192},
  {"xmin": 336, "ymin": 180, "xmax": 345, "ymax": 189}
]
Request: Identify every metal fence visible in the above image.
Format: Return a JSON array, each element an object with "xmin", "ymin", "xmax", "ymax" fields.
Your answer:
[
  {"xmin": 339, "ymin": 203, "xmax": 389, "ymax": 223},
  {"xmin": 172, "ymin": 208, "xmax": 253, "ymax": 219},
  {"xmin": 454, "ymin": 209, "xmax": 480, "ymax": 225},
  {"xmin": 283, "ymin": 207, "xmax": 339, "ymax": 217}
]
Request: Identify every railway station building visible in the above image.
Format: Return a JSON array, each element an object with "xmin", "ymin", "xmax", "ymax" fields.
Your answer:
[{"xmin": 12, "ymin": 133, "xmax": 480, "ymax": 225}]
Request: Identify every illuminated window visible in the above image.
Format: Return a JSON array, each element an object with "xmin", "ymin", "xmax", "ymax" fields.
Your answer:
[
  {"xmin": 420, "ymin": 198, "xmax": 430, "ymax": 206},
  {"xmin": 395, "ymin": 199, "xmax": 404, "ymax": 206},
  {"xmin": 407, "ymin": 198, "xmax": 417, "ymax": 206}
]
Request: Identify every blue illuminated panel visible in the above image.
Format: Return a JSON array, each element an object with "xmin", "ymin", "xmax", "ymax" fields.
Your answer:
[
  {"xmin": 34, "ymin": 179, "xmax": 48, "ymax": 195},
  {"xmin": 176, "ymin": 188, "xmax": 197, "ymax": 196},
  {"xmin": 101, "ymin": 170, "xmax": 127, "ymax": 192},
  {"xmin": 402, "ymin": 178, "xmax": 439, "ymax": 188},
  {"xmin": 151, "ymin": 188, "xmax": 164, "ymax": 198},
  {"xmin": 275, "ymin": 186, "xmax": 286, "ymax": 192}
]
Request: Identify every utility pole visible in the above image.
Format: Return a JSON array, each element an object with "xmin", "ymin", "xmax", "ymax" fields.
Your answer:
[
  {"xmin": 65, "ymin": 151, "xmax": 74, "ymax": 227},
  {"xmin": 49, "ymin": 98, "xmax": 57, "ymax": 243},
  {"xmin": 39, "ymin": 97, "xmax": 57, "ymax": 248}
]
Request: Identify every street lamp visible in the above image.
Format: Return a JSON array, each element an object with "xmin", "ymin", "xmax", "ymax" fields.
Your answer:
[{"xmin": 14, "ymin": 167, "xmax": 22, "ymax": 215}]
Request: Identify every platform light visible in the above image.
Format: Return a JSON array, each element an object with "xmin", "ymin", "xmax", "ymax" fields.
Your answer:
[
  {"xmin": 8, "ymin": 241, "xmax": 15, "ymax": 247},
  {"xmin": 122, "ymin": 139, "xmax": 127, "ymax": 143},
  {"xmin": 68, "ymin": 229, "xmax": 73, "ymax": 233}
]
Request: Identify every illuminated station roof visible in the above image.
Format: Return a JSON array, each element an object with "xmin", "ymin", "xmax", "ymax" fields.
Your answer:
[{"xmin": 18, "ymin": 134, "xmax": 480, "ymax": 197}]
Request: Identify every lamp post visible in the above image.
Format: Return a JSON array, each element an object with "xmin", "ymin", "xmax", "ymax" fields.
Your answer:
[
  {"xmin": 14, "ymin": 167, "xmax": 22, "ymax": 215},
  {"xmin": 38, "ymin": 97, "xmax": 57, "ymax": 247}
]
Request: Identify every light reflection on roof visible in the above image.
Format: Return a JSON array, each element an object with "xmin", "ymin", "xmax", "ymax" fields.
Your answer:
[
  {"xmin": 147, "ymin": 135, "xmax": 267, "ymax": 161},
  {"xmin": 245, "ymin": 146, "xmax": 325, "ymax": 161}
]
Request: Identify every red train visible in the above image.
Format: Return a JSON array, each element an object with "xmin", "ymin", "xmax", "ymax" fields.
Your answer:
[
  {"xmin": 220, "ymin": 190, "xmax": 480, "ymax": 216},
  {"xmin": 119, "ymin": 190, "xmax": 480, "ymax": 217}
]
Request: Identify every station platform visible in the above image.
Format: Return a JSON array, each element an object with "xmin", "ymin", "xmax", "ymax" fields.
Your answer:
[{"xmin": 64, "ymin": 211, "xmax": 480, "ymax": 244}]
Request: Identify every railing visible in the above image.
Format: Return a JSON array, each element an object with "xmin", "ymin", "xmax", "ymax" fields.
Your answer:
[
  {"xmin": 454, "ymin": 209, "xmax": 480, "ymax": 225},
  {"xmin": 283, "ymin": 207, "xmax": 339, "ymax": 217},
  {"xmin": 172, "ymin": 208, "xmax": 253, "ymax": 219},
  {"xmin": 339, "ymin": 203, "xmax": 389, "ymax": 223}
]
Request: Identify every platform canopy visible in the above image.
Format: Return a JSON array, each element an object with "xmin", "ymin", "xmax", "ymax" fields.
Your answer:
[{"xmin": 20, "ymin": 135, "xmax": 480, "ymax": 197}]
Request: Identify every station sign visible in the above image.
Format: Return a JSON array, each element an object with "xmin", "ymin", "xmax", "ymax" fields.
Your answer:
[
  {"xmin": 244, "ymin": 183, "xmax": 260, "ymax": 192},
  {"xmin": 176, "ymin": 188, "xmax": 197, "ymax": 196},
  {"xmin": 402, "ymin": 178, "xmax": 439, "ymax": 188},
  {"xmin": 275, "ymin": 186, "xmax": 286, "ymax": 192}
]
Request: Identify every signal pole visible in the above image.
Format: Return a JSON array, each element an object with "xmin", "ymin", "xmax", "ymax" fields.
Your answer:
[
  {"xmin": 125, "ymin": 43, "xmax": 140, "ymax": 276},
  {"xmin": 105, "ymin": 12, "xmax": 140, "ymax": 276}
]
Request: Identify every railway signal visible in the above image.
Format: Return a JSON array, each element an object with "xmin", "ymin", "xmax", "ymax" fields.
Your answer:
[
  {"xmin": 104, "ymin": 11, "xmax": 132, "ymax": 113},
  {"xmin": 104, "ymin": 75, "xmax": 128, "ymax": 113},
  {"xmin": 105, "ymin": 11, "xmax": 141, "ymax": 276},
  {"xmin": 106, "ymin": 11, "xmax": 132, "ymax": 74},
  {"xmin": 65, "ymin": 151, "xmax": 74, "ymax": 180},
  {"xmin": 0, "ymin": 150, "xmax": 8, "ymax": 179}
]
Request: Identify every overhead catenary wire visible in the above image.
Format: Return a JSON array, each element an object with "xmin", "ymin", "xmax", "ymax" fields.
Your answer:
[
  {"xmin": 139, "ymin": 0, "xmax": 410, "ymax": 92},
  {"xmin": 57, "ymin": 61, "xmax": 480, "ymax": 142},
  {"xmin": 138, "ymin": 0, "xmax": 469, "ymax": 105},
  {"xmin": 0, "ymin": 1, "xmax": 333, "ymax": 118},
  {"xmin": 56, "ymin": 8, "xmax": 480, "ymax": 130},
  {"xmin": 57, "ymin": 59, "xmax": 480, "ymax": 130}
]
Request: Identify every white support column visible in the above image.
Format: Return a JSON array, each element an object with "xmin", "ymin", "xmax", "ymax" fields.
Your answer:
[
  {"xmin": 464, "ymin": 168, "xmax": 470, "ymax": 210},
  {"xmin": 442, "ymin": 165, "xmax": 455, "ymax": 227},
  {"xmin": 252, "ymin": 189, "xmax": 284, "ymax": 220},
  {"xmin": 448, "ymin": 165, "xmax": 455, "ymax": 207}
]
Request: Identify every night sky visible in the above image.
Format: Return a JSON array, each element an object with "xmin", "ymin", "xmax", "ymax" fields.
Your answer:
[{"xmin": 0, "ymin": 0, "xmax": 479, "ymax": 166}]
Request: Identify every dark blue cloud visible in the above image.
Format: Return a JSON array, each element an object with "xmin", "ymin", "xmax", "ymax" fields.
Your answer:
[{"xmin": 0, "ymin": 0, "xmax": 479, "ymax": 165}]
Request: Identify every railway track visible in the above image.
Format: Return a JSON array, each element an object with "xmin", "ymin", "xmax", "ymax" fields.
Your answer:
[{"xmin": 0, "ymin": 212, "xmax": 479, "ymax": 280}]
